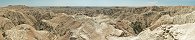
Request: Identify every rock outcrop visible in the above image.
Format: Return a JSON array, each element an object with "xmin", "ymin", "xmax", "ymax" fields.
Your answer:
[
  {"xmin": 136, "ymin": 23, "xmax": 195, "ymax": 40},
  {"xmin": 0, "ymin": 5, "xmax": 195, "ymax": 40}
]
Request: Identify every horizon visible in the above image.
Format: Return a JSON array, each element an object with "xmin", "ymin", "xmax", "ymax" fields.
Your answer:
[{"xmin": 0, "ymin": 0, "xmax": 195, "ymax": 7}]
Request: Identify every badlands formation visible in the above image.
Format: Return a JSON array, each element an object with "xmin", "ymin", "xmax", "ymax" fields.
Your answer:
[{"xmin": 0, "ymin": 5, "xmax": 195, "ymax": 40}]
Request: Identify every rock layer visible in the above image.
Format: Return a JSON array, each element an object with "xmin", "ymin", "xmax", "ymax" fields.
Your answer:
[{"xmin": 0, "ymin": 5, "xmax": 195, "ymax": 40}]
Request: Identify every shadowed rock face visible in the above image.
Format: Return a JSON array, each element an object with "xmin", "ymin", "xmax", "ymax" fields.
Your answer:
[{"xmin": 0, "ymin": 5, "xmax": 195, "ymax": 40}]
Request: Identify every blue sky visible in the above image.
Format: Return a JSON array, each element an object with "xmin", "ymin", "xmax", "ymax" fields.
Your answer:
[{"xmin": 0, "ymin": 0, "xmax": 195, "ymax": 7}]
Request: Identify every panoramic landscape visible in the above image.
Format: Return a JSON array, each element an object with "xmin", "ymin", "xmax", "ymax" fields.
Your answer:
[{"xmin": 0, "ymin": 0, "xmax": 195, "ymax": 40}]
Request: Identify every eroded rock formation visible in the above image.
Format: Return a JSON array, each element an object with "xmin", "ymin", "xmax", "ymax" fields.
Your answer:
[{"xmin": 0, "ymin": 5, "xmax": 195, "ymax": 40}]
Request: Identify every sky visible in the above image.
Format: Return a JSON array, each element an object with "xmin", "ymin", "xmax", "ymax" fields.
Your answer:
[{"xmin": 0, "ymin": 0, "xmax": 195, "ymax": 7}]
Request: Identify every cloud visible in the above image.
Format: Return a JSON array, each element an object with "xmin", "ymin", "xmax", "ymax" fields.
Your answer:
[{"xmin": 147, "ymin": 0, "xmax": 159, "ymax": 6}]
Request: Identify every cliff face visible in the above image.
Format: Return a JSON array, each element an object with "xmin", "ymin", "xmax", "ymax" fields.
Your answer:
[{"xmin": 0, "ymin": 5, "xmax": 195, "ymax": 40}]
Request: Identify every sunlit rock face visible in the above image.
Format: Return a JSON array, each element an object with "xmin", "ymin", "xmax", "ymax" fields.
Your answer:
[
  {"xmin": 0, "ymin": 5, "xmax": 195, "ymax": 40},
  {"xmin": 133, "ymin": 23, "xmax": 195, "ymax": 40}
]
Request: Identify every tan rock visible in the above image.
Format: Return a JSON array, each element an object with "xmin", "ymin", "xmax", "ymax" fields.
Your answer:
[
  {"xmin": 5, "ymin": 24, "xmax": 49, "ymax": 40},
  {"xmin": 0, "ymin": 32, "xmax": 3, "ymax": 40},
  {"xmin": 0, "ymin": 17, "xmax": 15, "ymax": 30}
]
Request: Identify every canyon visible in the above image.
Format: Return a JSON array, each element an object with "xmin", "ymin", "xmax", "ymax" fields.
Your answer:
[{"xmin": 0, "ymin": 5, "xmax": 195, "ymax": 40}]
